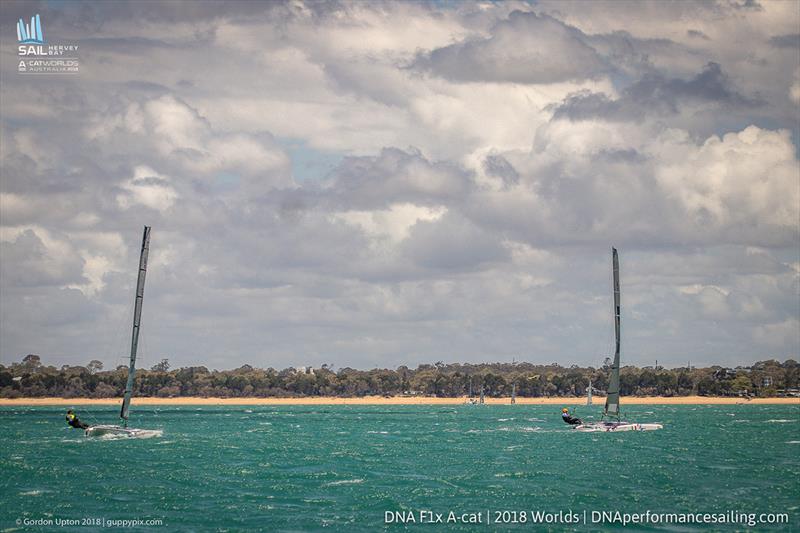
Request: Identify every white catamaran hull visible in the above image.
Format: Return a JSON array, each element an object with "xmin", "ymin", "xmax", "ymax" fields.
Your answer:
[
  {"xmin": 574, "ymin": 422, "xmax": 663, "ymax": 432},
  {"xmin": 85, "ymin": 425, "xmax": 162, "ymax": 438}
]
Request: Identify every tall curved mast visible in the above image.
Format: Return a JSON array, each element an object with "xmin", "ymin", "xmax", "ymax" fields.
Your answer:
[
  {"xmin": 120, "ymin": 226, "xmax": 151, "ymax": 425},
  {"xmin": 604, "ymin": 247, "xmax": 621, "ymax": 419}
]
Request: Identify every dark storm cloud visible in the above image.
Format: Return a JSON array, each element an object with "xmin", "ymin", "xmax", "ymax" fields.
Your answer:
[
  {"xmin": 413, "ymin": 10, "xmax": 608, "ymax": 84},
  {"xmin": 552, "ymin": 63, "xmax": 763, "ymax": 121},
  {"xmin": 327, "ymin": 148, "xmax": 472, "ymax": 210},
  {"xmin": 768, "ymin": 33, "xmax": 800, "ymax": 49},
  {"xmin": 585, "ymin": 31, "xmax": 686, "ymax": 79},
  {"xmin": 482, "ymin": 155, "xmax": 519, "ymax": 189},
  {"xmin": 687, "ymin": 29, "xmax": 710, "ymax": 40}
]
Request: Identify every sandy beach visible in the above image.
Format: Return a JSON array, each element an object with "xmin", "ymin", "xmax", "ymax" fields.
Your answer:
[{"xmin": 1, "ymin": 396, "xmax": 797, "ymax": 406}]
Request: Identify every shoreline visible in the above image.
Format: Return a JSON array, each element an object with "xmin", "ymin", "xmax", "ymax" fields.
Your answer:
[{"xmin": 0, "ymin": 396, "xmax": 798, "ymax": 406}]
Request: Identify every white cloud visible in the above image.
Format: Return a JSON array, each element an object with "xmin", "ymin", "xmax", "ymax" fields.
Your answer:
[
  {"xmin": 117, "ymin": 166, "xmax": 178, "ymax": 212},
  {"xmin": 333, "ymin": 203, "xmax": 447, "ymax": 244},
  {"xmin": 653, "ymin": 126, "xmax": 798, "ymax": 229}
]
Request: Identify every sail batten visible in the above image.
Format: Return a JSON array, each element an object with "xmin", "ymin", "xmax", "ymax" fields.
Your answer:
[
  {"xmin": 120, "ymin": 226, "xmax": 151, "ymax": 423},
  {"xmin": 604, "ymin": 247, "xmax": 621, "ymax": 418}
]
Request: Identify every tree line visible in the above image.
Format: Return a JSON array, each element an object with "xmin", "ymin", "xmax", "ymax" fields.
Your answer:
[{"xmin": 1, "ymin": 354, "xmax": 798, "ymax": 398}]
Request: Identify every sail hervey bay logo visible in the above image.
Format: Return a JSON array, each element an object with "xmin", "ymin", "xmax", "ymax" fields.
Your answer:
[
  {"xmin": 17, "ymin": 13, "xmax": 44, "ymax": 44},
  {"xmin": 16, "ymin": 13, "xmax": 80, "ymax": 74}
]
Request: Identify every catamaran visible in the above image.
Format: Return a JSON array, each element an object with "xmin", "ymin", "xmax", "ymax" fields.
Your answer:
[
  {"xmin": 574, "ymin": 248, "xmax": 662, "ymax": 432},
  {"xmin": 85, "ymin": 226, "xmax": 160, "ymax": 438}
]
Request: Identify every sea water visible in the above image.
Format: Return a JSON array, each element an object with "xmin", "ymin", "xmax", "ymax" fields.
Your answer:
[{"xmin": 1, "ymin": 405, "xmax": 798, "ymax": 532}]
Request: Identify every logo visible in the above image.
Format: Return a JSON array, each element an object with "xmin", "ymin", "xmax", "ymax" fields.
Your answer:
[
  {"xmin": 16, "ymin": 13, "xmax": 80, "ymax": 74},
  {"xmin": 17, "ymin": 14, "xmax": 44, "ymax": 44}
]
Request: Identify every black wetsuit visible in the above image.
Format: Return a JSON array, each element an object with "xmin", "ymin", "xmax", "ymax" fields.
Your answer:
[
  {"xmin": 562, "ymin": 413, "xmax": 582, "ymax": 425},
  {"xmin": 66, "ymin": 414, "xmax": 89, "ymax": 430}
]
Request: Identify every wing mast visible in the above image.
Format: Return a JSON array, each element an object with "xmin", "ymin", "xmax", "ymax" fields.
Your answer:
[
  {"xmin": 120, "ymin": 226, "xmax": 151, "ymax": 425},
  {"xmin": 604, "ymin": 247, "xmax": 621, "ymax": 419}
]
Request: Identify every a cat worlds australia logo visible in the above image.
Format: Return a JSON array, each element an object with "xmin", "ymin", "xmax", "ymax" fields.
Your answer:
[
  {"xmin": 17, "ymin": 14, "xmax": 45, "ymax": 44},
  {"xmin": 16, "ymin": 13, "xmax": 79, "ymax": 74}
]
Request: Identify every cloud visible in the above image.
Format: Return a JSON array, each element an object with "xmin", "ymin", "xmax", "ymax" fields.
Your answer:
[
  {"xmin": 553, "ymin": 62, "xmax": 762, "ymax": 121},
  {"xmin": 768, "ymin": 33, "xmax": 800, "ymax": 49},
  {"xmin": 754, "ymin": 318, "xmax": 800, "ymax": 348},
  {"xmin": 401, "ymin": 211, "xmax": 510, "ymax": 271},
  {"xmin": 413, "ymin": 11, "xmax": 607, "ymax": 84},
  {"xmin": 0, "ymin": 0, "xmax": 797, "ymax": 370},
  {"xmin": 117, "ymin": 166, "xmax": 178, "ymax": 212},
  {"xmin": 332, "ymin": 203, "xmax": 447, "ymax": 244},
  {"xmin": 327, "ymin": 147, "xmax": 471, "ymax": 210},
  {"xmin": 652, "ymin": 126, "xmax": 798, "ymax": 235},
  {"xmin": 0, "ymin": 227, "xmax": 85, "ymax": 288}
]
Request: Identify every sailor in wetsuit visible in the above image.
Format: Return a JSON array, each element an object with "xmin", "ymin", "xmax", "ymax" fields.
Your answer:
[
  {"xmin": 65, "ymin": 409, "xmax": 89, "ymax": 430},
  {"xmin": 561, "ymin": 407, "xmax": 582, "ymax": 425}
]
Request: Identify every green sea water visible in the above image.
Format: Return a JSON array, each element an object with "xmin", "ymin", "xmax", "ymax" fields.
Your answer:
[{"xmin": 2, "ymin": 404, "xmax": 799, "ymax": 532}]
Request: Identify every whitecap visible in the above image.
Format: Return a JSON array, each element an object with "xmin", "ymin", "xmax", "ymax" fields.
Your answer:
[
  {"xmin": 325, "ymin": 479, "xmax": 364, "ymax": 486},
  {"xmin": 766, "ymin": 419, "xmax": 797, "ymax": 423},
  {"xmin": 494, "ymin": 472, "xmax": 523, "ymax": 478}
]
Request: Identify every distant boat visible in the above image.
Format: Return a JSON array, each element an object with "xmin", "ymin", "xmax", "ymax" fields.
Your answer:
[
  {"xmin": 511, "ymin": 382, "xmax": 516, "ymax": 404},
  {"xmin": 586, "ymin": 380, "xmax": 592, "ymax": 406},
  {"xmin": 479, "ymin": 386, "xmax": 485, "ymax": 404},
  {"xmin": 465, "ymin": 376, "xmax": 478, "ymax": 404},
  {"xmin": 85, "ymin": 227, "xmax": 160, "ymax": 438},
  {"xmin": 575, "ymin": 248, "xmax": 662, "ymax": 432}
]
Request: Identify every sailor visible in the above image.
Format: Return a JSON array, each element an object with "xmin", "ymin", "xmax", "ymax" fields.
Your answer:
[
  {"xmin": 561, "ymin": 407, "xmax": 582, "ymax": 425},
  {"xmin": 65, "ymin": 409, "xmax": 89, "ymax": 430}
]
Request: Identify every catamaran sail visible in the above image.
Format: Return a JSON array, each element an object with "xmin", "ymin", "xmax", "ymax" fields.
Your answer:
[
  {"xmin": 511, "ymin": 383, "xmax": 516, "ymax": 404},
  {"xmin": 120, "ymin": 226, "xmax": 149, "ymax": 423},
  {"xmin": 605, "ymin": 247, "xmax": 621, "ymax": 418},
  {"xmin": 574, "ymin": 248, "xmax": 662, "ymax": 432},
  {"xmin": 586, "ymin": 380, "xmax": 592, "ymax": 406},
  {"xmin": 86, "ymin": 226, "xmax": 160, "ymax": 438}
]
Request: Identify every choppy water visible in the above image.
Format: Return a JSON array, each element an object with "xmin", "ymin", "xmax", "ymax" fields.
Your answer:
[{"xmin": 2, "ymin": 404, "xmax": 799, "ymax": 532}]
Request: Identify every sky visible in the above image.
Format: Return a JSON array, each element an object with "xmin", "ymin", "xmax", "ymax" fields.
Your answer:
[{"xmin": 0, "ymin": 0, "xmax": 798, "ymax": 371}]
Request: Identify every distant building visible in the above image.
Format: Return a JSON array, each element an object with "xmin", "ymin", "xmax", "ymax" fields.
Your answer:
[
  {"xmin": 762, "ymin": 376, "xmax": 773, "ymax": 387},
  {"xmin": 293, "ymin": 366, "xmax": 314, "ymax": 375},
  {"xmin": 713, "ymin": 368, "xmax": 737, "ymax": 380}
]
